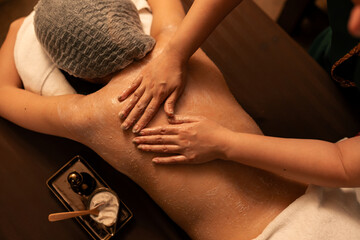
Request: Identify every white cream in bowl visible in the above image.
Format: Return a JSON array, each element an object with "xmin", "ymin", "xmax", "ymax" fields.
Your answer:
[{"xmin": 89, "ymin": 191, "xmax": 119, "ymax": 227}]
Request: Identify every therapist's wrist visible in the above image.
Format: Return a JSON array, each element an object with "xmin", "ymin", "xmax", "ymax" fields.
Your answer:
[
  {"xmin": 221, "ymin": 130, "xmax": 246, "ymax": 162},
  {"xmin": 158, "ymin": 43, "xmax": 188, "ymax": 70},
  {"xmin": 166, "ymin": 38, "xmax": 191, "ymax": 63},
  {"xmin": 212, "ymin": 128, "xmax": 236, "ymax": 161}
]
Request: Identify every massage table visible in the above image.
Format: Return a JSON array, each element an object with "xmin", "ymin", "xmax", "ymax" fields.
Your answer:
[{"xmin": 1, "ymin": 0, "xmax": 360, "ymax": 239}]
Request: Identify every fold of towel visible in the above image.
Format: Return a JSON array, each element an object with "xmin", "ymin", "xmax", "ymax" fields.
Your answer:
[
  {"xmin": 14, "ymin": 0, "xmax": 153, "ymax": 96},
  {"xmin": 254, "ymin": 185, "xmax": 360, "ymax": 240}
]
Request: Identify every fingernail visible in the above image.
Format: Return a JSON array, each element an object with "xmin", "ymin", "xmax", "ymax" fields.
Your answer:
[
  {"xmin": 152, "ymin": 158, "xmax": 159, "ymax": 163},
  {"xmin": 121, "ymin": 123, "xmax": 129, "ymax": 130},
  {"xmin": 119, "ymin": 112, "xmax": 124, "ymax": 119},
  {"xmin": 118, "ymin": 95, "xmax": 123, "ymax": 101},
  {"xmin": 167, "ymin": 110, "xmax": 174, "ymax": 117},
  {"xmin": 132, "ymin": 125, "xmax": 139, "ymax": 133},
  {"xmin": 132, "ymin": 138, "xmax": 138, "ymax": 143}
]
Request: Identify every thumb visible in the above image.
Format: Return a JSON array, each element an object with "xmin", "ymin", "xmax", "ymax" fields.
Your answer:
[{"xmin": 164, "ymin": 89, "xmax": 180, "ymax": 117}]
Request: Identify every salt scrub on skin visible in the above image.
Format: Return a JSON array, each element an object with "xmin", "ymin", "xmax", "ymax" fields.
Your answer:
[{"xmin": 90, "ymin": 191, "xmax": 120, "ymax": 227}]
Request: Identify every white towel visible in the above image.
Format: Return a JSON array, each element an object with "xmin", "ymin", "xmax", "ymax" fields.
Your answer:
[
  {"xmin": 14, "ymin": 11, "xmax": 76, "ymax": 96},
  {"xmin": 14, "ymin": 0, "xmax": 153, "ymax": 96},
  {"xmin": 132, "ymin": 0, "xmax": 153, "ymax": 35},
  {"xmin": 254, "ymin": 185, "xmax": 360, "ymax": 240}
]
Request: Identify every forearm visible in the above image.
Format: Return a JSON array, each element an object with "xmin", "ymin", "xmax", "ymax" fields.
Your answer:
[
  {"xmin": 0, "ymin": 86, "xmax": 83, "ymax": 140},
  {"xmin": 147, "ymin": 0, "xmax": 186, "ymax": 39},
  {"xmin": 168, "ymin": 0, "xmax": 242, "ymax": 61},
  {"xmin": 222, "ymin": 132, "xmax": 360, "ymax": 187},
  {"xmin": 148, "ymin": 0, "xmax": 242, "ymax": 60}
]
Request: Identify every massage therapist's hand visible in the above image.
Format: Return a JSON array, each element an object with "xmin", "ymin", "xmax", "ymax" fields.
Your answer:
[
  {"xmin": 118, "ymin": 47, "xmax": 186, "ymax": 133},
  {"xmin": 133, "ymin": 115, "xmax": 232, "ymax": 164}
]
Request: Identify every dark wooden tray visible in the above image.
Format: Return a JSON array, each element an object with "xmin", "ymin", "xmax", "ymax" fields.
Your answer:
[{"xmin": 47, "ymin": 155, "xmax": 133, "ymax": 240}]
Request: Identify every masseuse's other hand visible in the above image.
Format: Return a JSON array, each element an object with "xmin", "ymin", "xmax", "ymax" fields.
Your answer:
[
  {"xmin": 133, "ymin": 115, "xmax": 230, "ymax": 164},
  {"xmin": 118, "ymin": 48, "xmax": 186, "ymax": 133},
  {"xmin": 349, "ymin": 1, "xmax": 360, "ymax": 37}
]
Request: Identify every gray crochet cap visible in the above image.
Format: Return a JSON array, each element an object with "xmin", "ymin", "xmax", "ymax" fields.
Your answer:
[{"xmin": 34, "ymin": 0, "xmax": 155, "ymax": 79}]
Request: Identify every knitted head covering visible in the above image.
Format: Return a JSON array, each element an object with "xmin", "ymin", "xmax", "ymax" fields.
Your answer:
[{"xmin": 34, "ymin": 0, "xmax": 155, "ymax": 79}]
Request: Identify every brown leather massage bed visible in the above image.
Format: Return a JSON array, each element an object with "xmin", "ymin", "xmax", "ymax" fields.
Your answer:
[{"xmin": 1, "ymin": 0, "xmax": 360, "ymax": 239}]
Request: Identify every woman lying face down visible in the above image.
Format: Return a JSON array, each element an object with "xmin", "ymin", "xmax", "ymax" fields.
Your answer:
[{"xmin": 2, "ymin": 0, "xmax": 360, "ymax": 239}]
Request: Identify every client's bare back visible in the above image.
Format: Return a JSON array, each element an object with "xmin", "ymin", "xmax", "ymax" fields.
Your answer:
[{"xmin": 63, "ymin": 50, "xmax": 306, "ymax": 240}]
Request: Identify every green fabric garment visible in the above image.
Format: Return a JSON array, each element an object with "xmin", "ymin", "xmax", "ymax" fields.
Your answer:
[{"xmin": 309, "ymin": 0, "xmax": 360, "ymax": 88}]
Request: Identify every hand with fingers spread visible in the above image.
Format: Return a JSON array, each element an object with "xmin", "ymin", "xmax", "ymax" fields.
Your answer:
[
  {"xmin": 132, "ymin": 115, "xmax": 232, "ymax": 164},
  {"xmin": 118, "ymin": 47, "xmax": 187, "ymax": 133},
  {"xmin": 116, "ymin": 0, "xmax": 246, "ymax": 134}
]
